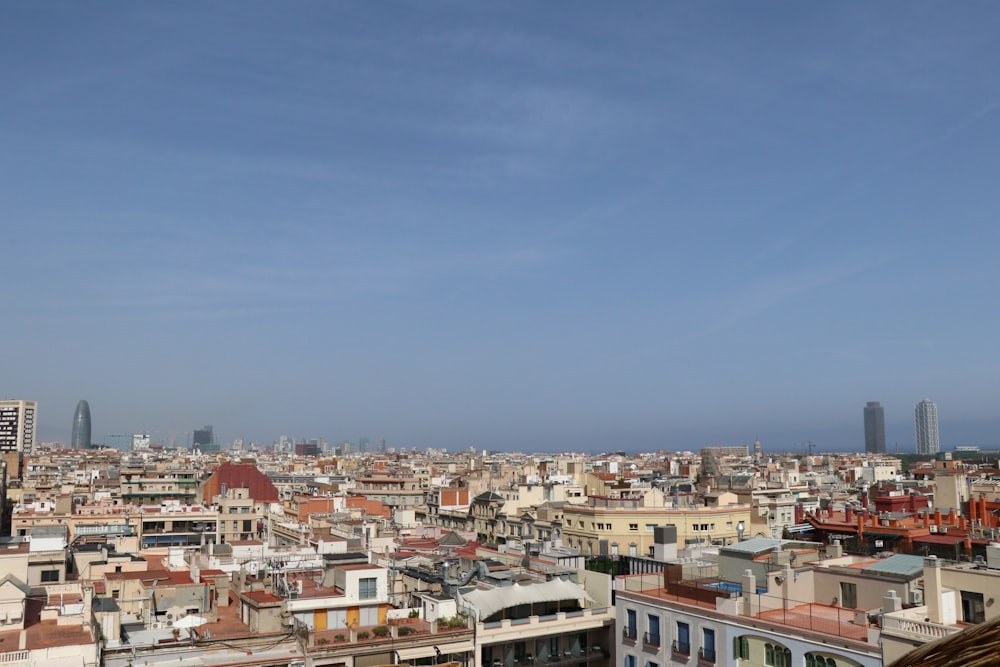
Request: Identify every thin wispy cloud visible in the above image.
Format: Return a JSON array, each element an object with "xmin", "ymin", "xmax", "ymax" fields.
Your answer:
[{"xmin": 4, "ymin": 3, "xmax": 1000, "ymax": 450}]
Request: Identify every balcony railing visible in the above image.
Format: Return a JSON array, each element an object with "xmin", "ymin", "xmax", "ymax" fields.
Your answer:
[
  {"xmin": 672, "ymin": 640, "xmax": 690, "ymax": 656},
  {"xmin": 881, "ymin": 614, "xmax": 962, "ymax": 642},
  {"xmin": 622, "ymin": 627, "xmax": 637, "ymax": 642},
  {"xmin": 519, "ymin": 647, "xmax": 607, "ymax": 667},
  {"xmin": 698, "ymin": 647, "xmax": 716, "ymax": 663},
  {"xmin": 480, "ymin": 608, "xmax": 613, "ymax": 637},
  {"xmin": 643, "ymin": 632, "xmax": 660, "ymax": 648}
]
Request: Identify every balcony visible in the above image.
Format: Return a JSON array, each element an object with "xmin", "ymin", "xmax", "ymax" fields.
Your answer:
[
  {"xmin": 881, "ymin": 609, "xmax": 961, "ymax": 643},
  {"xmin": 480, "ymin": 608, "xmax": 613, "ymax": 643},
  {"xmin": 697, "ymin": 647, "xmax": 716, "ymax": 664},
  {"xmin": 622, "ymin": 627, "xmax": 637, "ymax": 643},
  {"xmin": 492, "ymin": 645, "xmax": 608, "ymax": 667},
  {"xmin": 671, "ymin": 640, "xmax": 690, "ymax": 657},
  {"xmin": 309, "ymin": 619, "xmax": 474, "ymax": 661},
  {"xmin": 642, "ymin": 632, "xmax": 661, "ymax": 649},
  {"xmin": 0, "ymin": 650, "xmax": 29, "ymax": 666}
]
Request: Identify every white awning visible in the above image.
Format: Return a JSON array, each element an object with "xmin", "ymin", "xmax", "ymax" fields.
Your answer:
[
  {"xmin": 460, "ymin": 578, "xmax": 595, "ymax": 620},
  {"xmin": 394, "ymin": 640, "xmax": 475, "ymax": 661}
]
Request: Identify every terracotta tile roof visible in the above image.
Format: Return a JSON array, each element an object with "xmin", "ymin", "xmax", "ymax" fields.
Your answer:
[{"xmin": 203, "ymin": 463, "xmax": 279, "ymax": 502}]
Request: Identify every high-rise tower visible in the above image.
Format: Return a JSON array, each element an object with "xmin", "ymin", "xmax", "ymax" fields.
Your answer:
[
  {"xmin": 72, "ymin": 400, "xmax": 92, "ymax": 449},
  {"xmin": 863, "ymin": 402, "xmax": 886, "ymax": 454},
  {"xmin": 0, "ymin": 400, "xmax": 37, "ymax": 454},
  {"xmin": 915, "ymin": 399, "xmax": 939, "ymax": 455}
]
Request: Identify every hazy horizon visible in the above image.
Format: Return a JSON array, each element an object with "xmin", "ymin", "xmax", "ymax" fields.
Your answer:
[{"xmin": 5, "ymin": 3, "xmax": 1000, "ymax": 454}]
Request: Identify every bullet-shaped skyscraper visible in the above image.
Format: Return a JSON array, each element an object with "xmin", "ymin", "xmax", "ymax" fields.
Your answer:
[
  {"xmin": 864, "ymin": 402, "xmax": 886, "ymax": 454},
  {"xmin": 72, "ymin": 400, "xmax": 92, "ymax": 449},
  {"xmin": 915, "ymin": 398, "xmax": 939, "ymax": 455}
]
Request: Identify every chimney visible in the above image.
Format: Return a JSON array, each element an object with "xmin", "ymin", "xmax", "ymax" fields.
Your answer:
[
  {"xmin": 780, "ymin": 564, "xmax": 793, "ymax": 610},
  {"xmin": 741, "ymin": 569, "xmax": 757, "ymax": 617},
  {"xmin": 82, "ymin": 585, "xmax": 94, "ymax": 630},
  {"xmin": 883, "ymin": 590, "xmax": 902, "ymax": 613},
  {"xmin": 826, "ymin": 539, "xmax": 843, "ymax": 559},
  {"xmin": 924, "ymin": 556, "xmax": 956, "ymax": 625}
]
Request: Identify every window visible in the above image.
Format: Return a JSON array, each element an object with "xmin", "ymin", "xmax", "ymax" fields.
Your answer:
[
  {"xmin": 701, "ymin": 628, "xmax": 716, "ymax": 662},
  {"xmin": 625, "ymin": 656, "xmax": 637, "ymax": 667},
  {"xmin": 765, "ymin": 644, "xmax": 791, "ymax": 667},
  {"xmin": 358, "ymin": 577, "xmax": 377, "ymax": 599},
  {"xmin": 645, "ymin": 614, "xmax": 660, "ymax": 647},
  {"xmin": 629, "ymin": 544, "xmax": 638, "ymax": 557},
  {"xmin": 961, "ymin": 590, "xmax": 986, "ymax": 624},
  {"xmin": 674, "ymin": 622, "xmax": 690, "ymax": 655},
  {"xmin": 645, "ymin": 524, "xmax": 657, "ymax": 531},
  {"xmin": 805, "ymin": 654, "xmax": 837, "ymax": 667},
  {"xmin": 840, "ymin": 582, "xmax": 857, "ymax": 609},
  {"xmin": 625, "ymin": 609, "xmax": 637, "ymax": 640},
  {"xmin": 40, "ymin": 569, "xmax": 59, "ymax": 582},
  {"xmin": 646, "ymin": 662, "xmax": 659, "ymax": 667},
  {"xmin": 629, "ymin": 524, "xmax": 638, "ymax": 531}
]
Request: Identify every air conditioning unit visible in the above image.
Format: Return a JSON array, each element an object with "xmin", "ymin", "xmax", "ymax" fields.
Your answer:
[
  {"xmin": 930, "ymin": 525, "xmax": 938, "ymax": 533},
  {"xmin": 908, "ymin": 589, "xmax": 923, "ymax": 605},
  {"xmin": 152, "ymin": 622, "xmax": 163, "ymax": 629}
]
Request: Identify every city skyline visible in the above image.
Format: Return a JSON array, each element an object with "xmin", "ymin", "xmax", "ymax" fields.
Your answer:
[
  {"xmin": 24, "ymin": 394, "xmax": 983, "ymax": 454},
  {"xmin": 5, "ymin": 4, "xmax": 1000, "ymax": 453}
]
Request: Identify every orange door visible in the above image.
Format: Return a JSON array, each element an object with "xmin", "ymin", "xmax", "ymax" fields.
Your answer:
[{"xmin": 315, "ymin": 609, "xmax": 327, "ymax": 631}]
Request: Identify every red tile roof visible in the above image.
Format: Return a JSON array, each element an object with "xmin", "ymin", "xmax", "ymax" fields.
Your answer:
[
  {"xmin": 203, "ymin": 463, "xmax": 279, "ymax": 502},
  {"xmin": 243, "ymin": 590, "xmax": 282, "ymax": 605}
]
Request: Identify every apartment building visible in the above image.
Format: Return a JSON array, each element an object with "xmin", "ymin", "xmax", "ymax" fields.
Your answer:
[
  {"xmin": 880, "ymin": 553, "xmax": 1000, "ymax": 664},
  {"xmin": 137, "ymin": 502, "xmax": 219, "ymax": 550},
  {"xmin": 119, "ymin": 466, "xmax": 198, "ymax": 505},
  {"xmin": 455, "ymin": 565, "xmax": 614, "ymax": 667},
  {"xmin": 562, "ymin": 492, "xmax": 751, "ymax": 557},
  {"xmin": 613, "ymin": 538, "xmax": 938, "ymax": 667},
  {"xmin": 213, "ymin": 486, "xmax": 264, "ymax": 543}
]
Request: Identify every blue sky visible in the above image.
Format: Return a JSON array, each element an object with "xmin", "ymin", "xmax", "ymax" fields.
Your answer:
[{"xmin": 4, "ymin": 2, "xmax": 1000, "ymax": 452}]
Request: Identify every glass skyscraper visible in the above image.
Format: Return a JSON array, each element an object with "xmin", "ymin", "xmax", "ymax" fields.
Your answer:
[
  {"xmin": 864, "ymin": 402, "xmax": 886, "ymax": 454},
  {"xmin": 72, "ymin": 400, "xmax": 92, "ymax": 449},
  {"xmin": 915, "ymin": 398, "xmax": 939, "ymax": 455}
]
